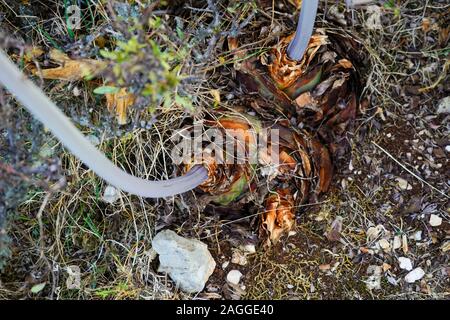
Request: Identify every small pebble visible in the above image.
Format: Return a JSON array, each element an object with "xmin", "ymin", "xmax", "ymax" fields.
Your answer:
[
  {"xmin": 231, "ymin": 250, "xmax": 248, "ymax": 266},
  {"xmin": 241, "ymin": 244, "xmax": 256, "ymax": 254},
  {"xmin": 102, "ymin": 185, "xmax": 120, "ymax": 204},
  {"xmin": 226, "ymin": 270, "xmax": 243, "ymax": 285},
  {"xmin": 429, "ymin": 214, "xmax": 442, "ymax": 227},
  {"xmin": 398, "ymin": 257, "xmax": 413, "ymax": 271},
  {"xmin": 378, "ymin": 239, "xmax": 391, "ymax": 252},
  {"xmin": 413, "ymin": 231, "xmax": 422, "ymax": 241},
  {"xmin": 393, "ymin": 236, "xmax": 401, "ymax": 250},
  {"xmin": 396, "ymin": 177, "xmax": 412, "ymax": 190},
  {"xmin": 405, "ymin": 268, "xmax": 425, "ymax": 283}
]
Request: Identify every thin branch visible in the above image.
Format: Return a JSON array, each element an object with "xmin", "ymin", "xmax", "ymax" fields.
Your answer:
[{"xmin": 372, "ymin": 141, "xmax": 449, "ymax": 199}]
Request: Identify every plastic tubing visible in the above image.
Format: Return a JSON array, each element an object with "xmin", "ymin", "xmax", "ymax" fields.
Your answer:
[
  {"xmin": 0, "ymin": 50, "xmax": 208, "ymax": 198},
  {"xmin": 286, "ymin": 0, "xmax": 319, "ymax": 61}
]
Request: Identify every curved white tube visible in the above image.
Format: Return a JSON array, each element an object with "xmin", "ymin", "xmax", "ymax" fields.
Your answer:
[
  {"xmin": 0, "ymin": 50, "xmax": 208, "ymax": 198},
  {"xmin": 287, "ymin": 0, "xmax": 319, "ymax": 61},
  {"xmin": 287, "ymin": 0, "xmax": 355, "ymax": 61}
]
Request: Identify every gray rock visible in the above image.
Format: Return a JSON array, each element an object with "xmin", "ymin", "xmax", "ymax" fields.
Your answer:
[
  {"xmin": 152, "ymin": 230, "xmax": 216, "ymax": 293},
  {"xmin": 102, "ymin": 185, "xmax": 120, "ymax": 204},
  {"xmin": 437, "ymin": 96, "xmax": 450, "ymax": 114}
]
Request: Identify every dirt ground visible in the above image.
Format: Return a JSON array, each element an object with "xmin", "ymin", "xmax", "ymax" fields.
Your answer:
[{"xmin": 0, "ymin": 0, "xmax": 448, "ymax": 300}]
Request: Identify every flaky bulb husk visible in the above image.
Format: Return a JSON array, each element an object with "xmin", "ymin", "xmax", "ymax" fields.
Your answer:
[
  {"xmin": 261, "ymin": 189, "xmax": 296, "ymax": 245},
  {"xmin": 266, "ymin": 32, "xmax": 328, "ymax": 90}
]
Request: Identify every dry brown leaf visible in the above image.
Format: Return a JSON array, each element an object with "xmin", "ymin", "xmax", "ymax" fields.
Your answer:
[
  {"xmin": 422, "ymin": 18, "xmax": 431, "ymax": 33},
  {"xmin": 105, "ymin": 88, "xmax": 135, "ymax": 125},
  {"xmin": 337, "ymin": 58, "xmax": 353, "ymax": 69},
  {"xmin": 326, "ymin": 216, "xmax": 343, "ymax": 242},
  {"xmin": 32, "ymin": 49, "xmax": 106, "ymax": 81},
  {"xmin": 261, "ymin": 189, "xmax": 296, "ymax": 245},
  {"xmin": 295, "ymin": 92, "xmax": 316, "ymax": 108},
  {"xmin": 227, "ymin": 37, "xmax": 247, "ymax": 63},
  {"xmin": 288, "ymin": 0, "xmax": 302, "ymax": 9}
]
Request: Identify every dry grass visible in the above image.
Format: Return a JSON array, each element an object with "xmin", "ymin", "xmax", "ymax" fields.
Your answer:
[{"xmin": 0, "ymin": 0, "xmax": 448, "ymax": 300}]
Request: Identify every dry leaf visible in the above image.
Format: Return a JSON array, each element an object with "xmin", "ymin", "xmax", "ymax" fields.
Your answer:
[
  {"xmin": 32, "ymin": 49, "xmax": 106, "ymax": 81},
  {"xmin": 337, "ymin": 59, "xmax": 353, "ymax": 69},
  {"xmin": 326, "ymin": 216, "xmax": 343, "ymax": 242},
  {"xmin": 288, "ymin": 0, "xmax": 302, "ymax": 9},
  {"xmin": 422, "ymin": 18, "xmax": 431, "ymax": 33},
  {"xmin": 210, "ymin": 89, "xmax": 221, "ymax": 107},
  {"xmin": 295, "ymin": 92, "xmax": 316, "ymax": 108},
  {"xmin": 382, "ymin": 263, "xmax": 391, "ymax": 272},
  {"xmin": 261, "ymin": 189, "xmax": 296, "ymax": 245},
  {"xmin": 105, "ymin": 88, "xmax": 135, "ymax": 125}
]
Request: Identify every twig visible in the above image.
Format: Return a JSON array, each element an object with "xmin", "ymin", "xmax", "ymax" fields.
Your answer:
[
  {"xmin": 372, "ymin": 141, "xmax": 449, "ymax": 199},
  {"xmin": 419, "ymin": 59, "xmax": 449, "ymax": 93},
  {"xmin": 36, "ymin": 192, "xmax": 56, "ymax": 299}
]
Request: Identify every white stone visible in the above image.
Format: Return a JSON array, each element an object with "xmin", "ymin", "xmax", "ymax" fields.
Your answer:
[
  {"xmin": 152, "ymin": 230, "xmax": 216, "ymax": 293},
  {"xmin": 231, "ymin": 250, "xmax": 248, "ymax": 266},
  {"xmin": 378, "ymin": 239, "xmax": 391, "ymax": 252},
  {"xmin": 445, "ymin": 145, "xmax": 450, "ymax": 153},
  {"xmin": 241, "ymin": 244, "xmax": 256, "ymax": 254},
  {"xmin": 365, "ymin": 266, "xmax": 382, "ymax": 291},
  {"xmin": 405, "ymin": 268, "xmax": 425, "ymax": 283},
  {"xmin": 102, "ymin": 185, "xmax": 120, "ymax": 204},
  {"xmin": 398, "ymin": 257, "xmax": 413, "ymax": 271},
  {"xmin": 429, "ymin": 214, "xmax": 442, "ymax": 227},
  {"xmin": 437, "ymin": 96, "xmax": 450, "ymax": 114},
  {"xmin": 367, "ymin": 225, "xmax": 384, "ymax": 242},
  {"xmin": 393, "ymin": 236, "xmax": 402, "ymax": 250},
  {"xmin": 413, "ymin": 231, "xmax": 422, "ymax": 241},
  {"xmin": 226, "ymin": 270, "xmax": 243, "ymax": 285},
  {"xmin": 364, "ymin": 5, "xmax": 382, "ymax": 30},
  {"xmin": 387, "ymin": 276, "xmax": 398, "ymax": 286},
  {"xmin": 395, "ymin": 177, "xmax": 413, "ymax": 190}
]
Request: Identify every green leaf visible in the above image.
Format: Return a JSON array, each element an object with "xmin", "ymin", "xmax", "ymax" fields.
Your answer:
[
  {"xmin": 283, "ymin": 67, "xmax": 323, "ymax": 99},
  {"xmin": 213, "ymin": 175, "xmax": 248, "ymax": 206},
  {"xmin": 93, "ymin": 86, "xmax": 119, "ymax": 95},
  {"xmin": 383, "ymin": 0, "xmax": 395, "ymax": 8},
  {"xmin": 31, "ymin": 283, "xmax": 46, "ymax": 294},
  {"xmin": 100, "ymin": 49, "xmax": 117, "ymax": 60}
]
